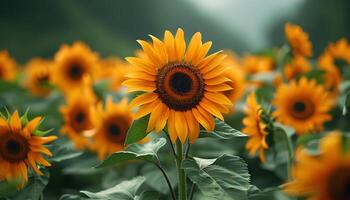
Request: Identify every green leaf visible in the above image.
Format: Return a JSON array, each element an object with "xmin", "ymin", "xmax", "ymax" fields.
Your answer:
[
  {"xmin": 97, "ymin": 138, "xmax": 166, "ymax": 168},
  {"xmin": 183, "ymin": 154, "xmax": 250, "ymax": 200},
  {"xmin": 1, "ymin": 169, "xmax": 50, "ymax": 200},
  {"xmin": 47, "ymin": 139, "xmax": 83, "ymax": 163},
  {"xmin": 93, "ymin": 79, "xmax": 112, "ymax": 100},
  {"xmin": 33, "ymin": 128, "xmax": 53, "ymax": 136},
  {"xmin": 125, "ymin": 115, "xmax": 150, "ymax": 144},
  {"xmin": 248, "ymin": 186, "xmax": 291, "ymax": 200},
  {"xmin": 80, "ymin": 176, "xmax": 152, "ymax": 200},
  {"xmin": 343, "ymin": 91, "xmax": 350, "ymax": 115},
  {"xmin": 303, "ymin": 69, "xmax": 325, "ymax": 84},
  {"xmin": 135, "ymin": 191, "xmax": 160, "ymax": 200},
  {"xmin": 200, "ymin": 119, "xmax": 246, "ymax": 139}
]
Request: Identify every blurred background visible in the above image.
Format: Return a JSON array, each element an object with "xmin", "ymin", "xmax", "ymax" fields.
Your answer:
[{"xmin": 0, "ymin": 0, "xmax": 349, "ymax": 64}]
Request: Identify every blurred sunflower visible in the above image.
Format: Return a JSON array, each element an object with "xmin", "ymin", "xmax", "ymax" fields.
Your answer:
[
  {"xmin": 242, "ymin": 93, "xmax": 268, "ymax": 163},
  {"xmin": 0, "ymin": 111, "xmax": 56, "ymax": 188},
  {"xmin": 222, "ymin": 51, "xmax": 246, "ymax": 110},
  {"xmin": 284, "ymin": 55, "xmax": 311, "ymax": 80},
  {"xmin": 90, "ymin": 98, "xmax": 132, "ymax": 160},
  {"xmin": 242, "ymin": 55, "xmax": 274, "ymax": 75},
  {"xmin": 273, "ymin": 77, "xmax": 332, "ymax": 135},
  {"xmin": 60, "ymin": 90, "xmax": 95, "ymax": 149},
  {"xmin": 285, "ymin": 23, "xmax": 313, "ymax": 57},
  {"xmin": 0, "ymin": 50, "xmax": 17, "ymax": 81},
  {"xmin": 124, "ymin": 28, "xmax": 232, "ymax": 144},
  {"xmin": 285, "ymin": 132, "xmax": 350, "ymax": 200},
  {"xmin": 98, "ymin": 57, "xmax": 129, "ymax": 91},
  {"xmin": 52, "ymin": 41, "xmax": 99, "ymax": 93},
  {"xmin": 25, "ymin": 58, "xmax": 52, "ymax": 96}
]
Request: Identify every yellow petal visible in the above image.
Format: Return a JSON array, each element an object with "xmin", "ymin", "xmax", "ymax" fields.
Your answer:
[
  {"xmin": 204, "ymin": 92, "xmax": 232, "ymax": 105},
  {"xmin": 174, "ymin": 112, "xmax": 188, "ymax": 144},
  {"xmin": 203, "ymin": 65, "xmax": 229, "ymax": 79},
  {"xmin": 185, "ymin": 32, "xmax": 202, "ymax": 63},
  {"xmin": 125, "ymin": 57, "xmax": 157, "ymax": 75},
  {"xmin": 155, "ymin": 104, "xmax": 169, "ymax": 133},
  {"xmin": 174, "ymin": 28, "xmax": 186, "ymax": 61},
  {"xmin": 192, "ymin": 108, "xmax": 211, "ymax": 131},
  {"xmin": 199, "ymin": 98, "xmax": 224, "ymax": 121},
  {"xmin": 10, "ymin": 111, "xmax": 22, "ymax": 132},
  {"xmin": 205, "ymin": 83, "xmax": 232, "ymax": 92},
  {"xmin": 192, "ymin": 41, "xmax": 212, "ymax": 66},
  {"xmin": 205, "ymin": 76, "xmax": 232, "ymax": 85},
  {"xmin": 164, "ymin": 30, "xmax": 176, "ymax": 62},
  {"xmin": 125, "ymin": 71, "xmax": 155, "ymax": 81},
  {"xmin": 184, "ymin": 111, "xmax": 200, "ymax": 143},
  {"xmin": 146, "ymin": 101, "xmax": 162, "ymax": 133},
  {"xmin": 129, "ymin": 93, "xmax": 158, "ymax": 109},
  {"xmin": 167, "ymin": 110, "xmax": 178, "ymax": 143},
  {"xmin": 200, "ymin": 54, "xmax": 227, "ymax": 74},
  {"xmin": 137, "ymin": 40, "xmax": 162, "ymax": 67},
  {"xmin": 26, "ymin": 116, "xmax": 42, "ymax": 133},
  {"xmin": 133, "ymin": 100, "xmax": 160, "ymax": 120},
  {"xmin": 149, "ymin": 35, "xmax": 168, "ymax": 65}
]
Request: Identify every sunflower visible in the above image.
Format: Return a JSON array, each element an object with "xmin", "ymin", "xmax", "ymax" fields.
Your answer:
[
  {"xmin": 60, "ymin": 90, "xmax": 95, "ymax": 149},
  {"xmin": 25, "ymin": 58, "xmax": 52, "ymax": 96},
  {"xmin": 284, "ymin": 55, "xmax": 311, "ymax": 80},
  {"xmin": 52, "ymin": 41, "xmax": 99, "ymax": 93},
  {"xmin": 222, "ymin": 51, "xmax": 246, "ymax": 109},
  {"xmin": 285, "ymin": 132, "xmax": 350, "ymax": 200},
  {"xmin": 273, "ymin": 77, "xmax": 332, "ymax": 135},
  {"xmin": 0, "ymin": 50, "xmax": 17, "ymax": 81},
  {"xmin": 0, "ymin": 111, "xmax": 57, "ymax": 188},
  {"xmin": 327, "ymin": 38, "xmax": 350, "ymax": 64},
  {"xmin": 242, "ymin": 93, "xmax": 268, "ymax": 162},
  {"xmin": 285, "ymin": 23, "xmax": 312, "ymax": 57},
  {"xmin": 123, "ymin": 28, "xmax": 233, "ymax": 144},
  {"xmin": 90, "ymin": 98, "xmax": 133, "ymax": 160},
  {"xmin": 98, "ymin": 57, "xmax": 129, "ymax": 91},
  {"xmin": 242, "ymin": 55, "xmax": 274, "ymax": 75},
  {"xmin": 318, "ymin": 53, "xmax": 342, "ymax": 99}
]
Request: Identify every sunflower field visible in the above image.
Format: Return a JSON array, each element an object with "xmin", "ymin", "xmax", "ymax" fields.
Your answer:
[{"xmin": 0, "ymin": 1, "xmax": 350, "ymax": 200}]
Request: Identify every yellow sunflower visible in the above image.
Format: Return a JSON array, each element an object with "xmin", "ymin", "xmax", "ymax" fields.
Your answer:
[
  {"xmin": 242, "ymin": 55, "xmax": 274, "ymax": 75},
  {"xmin": 0, "ymin": 50, "xmax": 17, "ymax": 81},
  {"xmin": 222, "ymin": 51, "xmax": 246, "ymax": 109},
  {"xmin": 90, "ymin": 98, "xmax": 133, "ymax": 160},
  {"xmin": 52, "ymin": 41, "xmax": 99, "ymax": 93},
  {"xmin": 285, "ymin": 132, "xmax": 350, "ymax": 200},
  {"xmin": 25, "ymin": 58, "xmax": 52, "ymax": 96},
  {"xmin": 284, "ymin": 55, "xmax": 311, "ymax": 80},
  {"xmin": 242, "ymin": 93, "xmax": 268, "ymax": 163},
  {"xmin": 327, "ymin": 38, "xmax": 350, "ymax": 63},
  {"xmin": 318, "ymin": 52, "xmax": 342, "ymax": 99},
  {"xmin": 285, "ymin": 23, "xmax": 313, "ymax": 57},
  {"xmin": 60, "ymin": 90, "xmax": 95, "ymax": 149},
  {"xmin": 0, "ymin": 111, "xmax": 57, "ymax": 188},
  {"xmin": 98, "ymin": 57, "xmax": 129, "ymax": 91},
  {"xmin": 123, "ymin": 28, "xmax": 233, "ymax": 144},
  {"xmin": 273, "ymin": 77, "xmax": 332, "ymax": 135}
]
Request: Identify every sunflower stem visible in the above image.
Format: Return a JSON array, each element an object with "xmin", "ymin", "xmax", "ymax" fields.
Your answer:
[
  {"xmin": 176, "ymin": 139, "xmax": 187, "ymax": 200},
  {"xmin": 154, "ymin": 162, "xmax": 176, "ymax": 200},
  {"xmin": 282, "ymin": 129, "xmax": 294, "ymax": 180}
]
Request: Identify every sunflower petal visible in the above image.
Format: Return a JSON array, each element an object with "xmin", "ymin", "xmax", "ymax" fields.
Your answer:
[
  {"xmin": 137, "ymin": 40, "xmax": 162, "ymax": 67},
  {"xmin": 129, "ymin": 93, "xmax": 158, "ymax": 109},
  {"xmin": 10, "ymin": 111, "xmax": 22, "ymax": 132},
  {"xmin": 204, "ymin": 92, "xmax": 232, "ymax": 105},
  {"xmin": 199, "ymin": 98, "xmax": 224, "ymax": 121},
  {"xmin": 164, "ymin": 30, "xmax": 176, "ymax": 62},
  {"xmin": 146, "ymin": 101, "xmax": 162, "ymax": 133},
  {"xmin": 174, "ymin": 112, "xmax": 188, "ymax": 144},
  {"xmin": 125, "ymin": 57, "xmax": 157, "ymax": 75},
  {"xmin": 184, "ymin": 111, "xmax": 200, "ymax": 143},
  {"xmin": 155, "ymin": 104, "xmax": 169, "ymax": 133},
  {"xmin": 185, "ymin": 32, "xmax": 202, "ymax": 63},
  {"xmin": 174, "ymin": 28, "xmax": 186, "ymax": 61},
  {"xmin": 167, "ymin": 110, "xmax": 178, "ymax": 143}
]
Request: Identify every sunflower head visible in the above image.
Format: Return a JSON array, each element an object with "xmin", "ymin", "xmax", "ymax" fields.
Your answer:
[
  {"xmin": 98, "ymin": 57, "xmax": 129, "ymax": 91},
  {"xmin": 318, "ymin": 52, "xmax": 342, "ymax": 99},
  {"xmin": 60, "ymin": 89, "xmax": 96, "ymax": 149},
  {"xmin": 25, "ymin": 58, "xmax": 53, "ymax": 96},
  {"xmin": 0, "ymin": 111, "xmax": 57, "ymax": 188},
  {"xmin": 90, "ymin": 97, "xmax": 133, "ymax": 160},
  {"xmin": 222, "ymin": 51, "xmax": 246, "ymax": 110},
  {"xmin": 0, "ymin": 50, "xmax": 17, "ymax": 81},
  {"xmin": 273, "ymin": 77, "xmax": 332, "ymax": 135},
  {"xmin": 327, "ymin": 38, "xmax": 350, "ymax": 65},
  {"xmin": 242, "ymin": 92, "xmax": 268, "ymax": 162},
  {"xmin": 285, "ymin": 132, "xmax": 350, "ymax": 200},
  {"xmin": 52, "ymin": 41, "xmax": 99, "ymax": 93},
  {"xmin": 124, "ymin": 28, "xmax": 233, "ymax": 144},
  {"xmin": 284, "ymin": 55, "xmax": 311, "ymax": 80},
  {"xmin": 242, "ymin": 55, "xmax": 274, "ymax": 75},
  {"xmin": 285, "ymin": 23, "xmax": 313, "ymax": 57}
]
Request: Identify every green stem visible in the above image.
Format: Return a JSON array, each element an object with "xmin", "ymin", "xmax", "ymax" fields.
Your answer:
[{"xmin": 176, "ymin": 139, "xmax": 187, "ymax": 200}]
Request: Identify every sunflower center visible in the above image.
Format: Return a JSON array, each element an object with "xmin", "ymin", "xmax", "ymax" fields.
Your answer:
[
  {"xmin": 0, "ymin": 133, "xmax": 29, "ymax": 163},
  {"xmin": 104, "ymin": 115, "xmax": 131, "ymax": 143},
  {"xmin": 68, "ymin": 63, "xmax": 84, "ymax": 80},
  {"xmin": 37, "ymin": 75, "xmax": 49, "ymax": 83},
  {"xmin": 293, "ymin": 101, "xmax": 306, "ymax": 112},
  {"xmin": 328, "ymin": 167, "xmax": 350, "ymax": 200},
  {"xmin": 75, "ymin": 112, "xmax": 85, "ymax": 124},
  {"xmin": 290, "ymin": 99, "xmax": 314, "ymax": 120},
  {"xmin": 156, "ymin": 63, "xmax": 204, "ymax": 111},
  {"xmin": 70, "ymin": 109, "xmax": 91, "ymax": 132}
]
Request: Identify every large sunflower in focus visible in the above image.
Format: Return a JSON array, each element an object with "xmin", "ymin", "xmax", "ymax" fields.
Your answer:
[
  {"xmin": 90, "ymin": 98, "xmax": 132, "ymax": 160},
  {"xmin": 0, "ymin": 111, "xmax": 56, "ymax": 188},
  {"xmin": 0, "ymin": 50, "xmax": 17, "ymax": 81},
  {"xmin": 60, "ymin": 90, "xmax": 95, "ymax": 149},
  {"xmin": 52, "ymin": 41, "xmax": 99, "ymax": 93},
  {"xmin": 242, "ymin": 93, "xmax": 268, "ymax": 163},
  {"xmin": 273, "ymin": 77, "xmax": 332, "ymax": 135},
  {"xmin": 285, "ymin": 132, "xmax": 350, "ymax": 200},
  {"xmin": 222, "ymin": 51, "xmax": 246, "ymax": 109},
  {"xmin": 124, "ymin": 28, "xmax": 233, "ymax": 144},
  {"xmin": 285, "ymin": 23, "xmax": 313, "ymax": 57},
  {"xmin": 25, "ymin": 58, "xmax": 52, "ymax": 96}
]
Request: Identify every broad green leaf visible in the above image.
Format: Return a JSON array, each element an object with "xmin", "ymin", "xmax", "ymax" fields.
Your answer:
[
  {"xmin": 343, "ymin": 91, "xmax": 350, "ymax": 115},
  {"xmin": 59, "ymin": 194, "xmax": 88, "ymax": 200},
  {"xmin": 1, "ymin": 169, "xmax": 50, "ymax": 200},
  {"xmin": 183, "ymin": 154, "xmax": 250, "ymax": 200},
  {"xmin": 97, "ymin": 138, "xmax": 166, "ymax": 168},
  {"xmin": 200, "ymin": 119, "xmax": 246, "ymax": 139},
  {"xmin": 303, "ymin": 69, "xmax": 325, "ymax": 84},
  {"xmin": 125, "ymin": 115, "xmax": 150, "ymax": 144},
  {"xmin": 47, "ymin": 139, "xmax": 83, "ymax": 163},
  {"xmin": 248, "ymin": 186, "xmax": 291, "ymax": 200},
  {"xmin": 79, "ymin": 176, "xmax": 158, "ymax": 200}
]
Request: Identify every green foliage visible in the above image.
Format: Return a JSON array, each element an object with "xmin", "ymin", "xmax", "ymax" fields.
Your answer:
[
  {"xmin": 343, "ymin": 91, "xmax": 350, "ymax": 115},
  {"xmin": 125, "ymin": 115, "xmax": 150, "ymax": 145},
  {"xmin": 200, "ymin": 119, "xmax": 247, "ymax": 139},
  {"xmin": 183, "ymin": 155, "xmax": 250, "ymax": 200}
]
